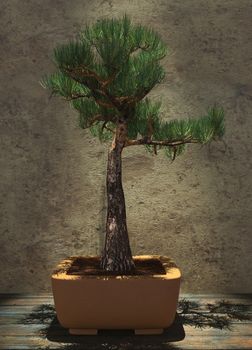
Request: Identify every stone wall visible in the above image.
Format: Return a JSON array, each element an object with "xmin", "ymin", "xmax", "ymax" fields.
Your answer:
[{"xmin": 1, "ymin": 0, "xmax": 251, "ymax": 292}]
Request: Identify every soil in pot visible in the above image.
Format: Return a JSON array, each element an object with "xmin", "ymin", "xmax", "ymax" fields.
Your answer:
[{"xmin": 54, "ymin": 256, "xmax": 178, "ymax": 276}]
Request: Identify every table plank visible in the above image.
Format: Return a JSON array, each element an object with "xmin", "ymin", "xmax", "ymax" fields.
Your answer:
[
  {"xmin": 0, "ymin": 323, "xmax": 251, "ymax": 336},
  {"xmin": 0, "ymin": 294, "xmax": 251, "ymax": 307},
  {"xmin": 0, "ymin": 298, "xmax": 54, "ymax": 306},
  {"xmin": 0, "ymin": 294, "xmax": 251, "ymax": 350},
  {"xmin": 1, "ymin": 335, "xmax": 252, "ymax": 350}
]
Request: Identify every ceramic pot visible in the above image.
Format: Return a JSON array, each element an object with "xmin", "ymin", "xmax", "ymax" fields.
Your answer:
[{"xmin": 51, "ymin": 255, "xmax": 181, "ymax": 335}]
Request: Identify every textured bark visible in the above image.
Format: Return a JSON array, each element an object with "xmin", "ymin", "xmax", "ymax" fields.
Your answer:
[{"xmin": 100, "ymin": 120, "xmax": 135, "ymax": 274}]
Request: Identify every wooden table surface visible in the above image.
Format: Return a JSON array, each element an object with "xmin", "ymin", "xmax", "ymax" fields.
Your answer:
[{"xmin": 0, "ymin": 293, "xmax": 251, "ymax": 349}]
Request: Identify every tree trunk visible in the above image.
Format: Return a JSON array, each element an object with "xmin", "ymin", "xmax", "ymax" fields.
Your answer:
[{"xmin": 100, "ymin": 120, "xmax": 135, "ymax": 274}]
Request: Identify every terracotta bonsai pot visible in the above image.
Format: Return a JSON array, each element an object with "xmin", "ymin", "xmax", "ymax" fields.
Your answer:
[{"xmin": 51, "ymin": 255, "xmax": 181, "ymax": 335}]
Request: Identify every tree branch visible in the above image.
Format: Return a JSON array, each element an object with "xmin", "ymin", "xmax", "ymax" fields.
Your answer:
[
  {"xmin": 172, "ymin": 146, "xmax": 177, "ymax": 161},
  {"xmin": 62, "ymin": 66, "xmax": 123, "ymax": 111},
  {"xmin": 62, "ymin": 63, "xmax": 152, "ymax": 113},
  {"xmin": 95, "ymin": 99, "xmax": 115, "ymax": 108},
  {"xmin": 101, "ymin": 121, "xmax": 116, "ymax": 134},
  {"xmin": 117, "ymin": 86, "xmax": 154, "ymax": 106},
  {"xmin": 147, "ymin": 116, "xmax": 154, "ymax": 139},
  {"xmin": 86, "ymin": 39, "xmax": 120, "ymax": 87},
  {"xmin": 64, "ymin": 66, "xmax": 106, "ymax": 86},
  {"xmin": 65, "ymin": 91, "xmax": 115, "ymax": 110},
  {"xmin": 66, "ymin": 93, "xmax": 91, "ymax": 101},
  {"xmin": 124, "ymin": 137, "xmax": 199, "ymax": 147},
  {"xmin": 128, "ymin": 44, "xmax": 151, "ymax": 55},
  {"xmin": 87, "ymin": 113, "xmax": 105, "ymax": 127},
  {"xmin": 102, "ymin": 68, "xmax": 119, "ymax": 88},
  {"xmin": 105, "ymin": 125, "xmax": 116, "ymax": 133}
]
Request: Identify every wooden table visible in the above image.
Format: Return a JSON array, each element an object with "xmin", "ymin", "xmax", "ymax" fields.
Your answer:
[{"xmin": 0, "ymin": 294, "xmax": 251, "ymax": 349}]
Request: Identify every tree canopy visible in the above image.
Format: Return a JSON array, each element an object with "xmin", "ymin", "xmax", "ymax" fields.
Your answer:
[{"xmin": 40, "ymin": 14, "xmax": 225, "ymax": 160}]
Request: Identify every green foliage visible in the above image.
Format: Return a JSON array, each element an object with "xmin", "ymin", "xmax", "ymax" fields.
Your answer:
[
  {"xmin": 39, "ymin": 71, "xmax": 91, "ymax": 98},
  {"xmin": 71, "ymin": 99, "xmax": 119, "ymax": 130},
  {"xmin": 39, "ymin": 14, "xmax": 169, "ymax": 142},
  {"xmin": 107, "ymin": 57, "xmax": 165, "ymax": 99},
  {"xmin": 154, "ymin": 106, "xmax": 225, "ymax": 160},
  {"xmin": 53, "ymin": 39, "xmax": 94, "ymax": 69},
  {"xmin": 79, "ymin": 14, "xmax": 168, "ymax": 73},
  {"xmin": 78, "ymin": 14, "xmax": 167, "ymax": 97},
  {"xmin": 127, "ymin": 97, "xmax": 162, "ymax": 138},
  {"xmin": 40, "ymin": 14, "xmax": 224, "ymax": 152},
  {"xmin": 79, "ymin": 15, "xmax": 132, "ymax": 73},
  {"xmin": 89, "ymin": 122, "xmax": 115, "ymax": 142},
  {"xmin": 72, "ymin": 99, "xmax": 100, "ymax": 129},
  {"xmin": 163, "ymin": 144, "xmax": 186, "ymax": 160},
  {"xmin": 40, "ymin": 14, "xmax": 167, "ymax": 101},
  {"xmin": 126, "ymin": 100, "xmax": 224, "ymax": 159}
]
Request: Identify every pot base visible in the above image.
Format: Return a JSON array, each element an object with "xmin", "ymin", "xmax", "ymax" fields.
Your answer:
[
  {"xmin": 135, "ymin": 328, "xmax": 163, "ymax": 335},
  {"xmin": 69, "ymin": 327, "xmax": 164, "ymax": 335},
  {"xmin": 69, "ymin": 328, "xmax": 98, "ymax": 335},
  {"xmin": 69, "ymin": 328, "xmax": 164, "ymax": 335}
]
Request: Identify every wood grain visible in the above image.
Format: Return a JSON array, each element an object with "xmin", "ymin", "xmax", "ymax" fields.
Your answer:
[{"xmin": 0, "ymin": 294, "xmax": 251, "ymax": 349}]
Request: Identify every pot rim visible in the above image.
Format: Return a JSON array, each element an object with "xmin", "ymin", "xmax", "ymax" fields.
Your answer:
[{"xmin": 51, "ymin": 255, "xmax": 181, "ymax": 281}]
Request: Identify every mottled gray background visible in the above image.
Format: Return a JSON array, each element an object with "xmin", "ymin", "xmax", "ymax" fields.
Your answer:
[{"xmin": 1, "ymin": 0, "xmax": 251, "ymax": 293}]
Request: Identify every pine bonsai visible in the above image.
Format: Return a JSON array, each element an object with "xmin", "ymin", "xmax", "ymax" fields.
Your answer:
[{"xmin": 40, "ymin": 14, "xmax": 225, "ymax": 275}]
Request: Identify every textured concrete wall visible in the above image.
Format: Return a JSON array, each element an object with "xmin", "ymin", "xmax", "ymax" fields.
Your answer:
[{"xmin": 1, "ymin": 0, "xmax": 251, "ymax": 293}]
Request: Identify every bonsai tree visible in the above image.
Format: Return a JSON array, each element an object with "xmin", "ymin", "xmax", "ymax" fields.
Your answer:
[{"xmin": 40, "ymin": 14, "xmax": 224, "ymax": 275}]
